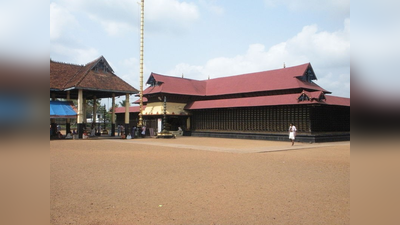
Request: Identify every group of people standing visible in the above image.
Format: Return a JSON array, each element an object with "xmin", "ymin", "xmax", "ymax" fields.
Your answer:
[
  {"xmin": 53, "ymin": 122, "xmax": 297, "ymax": 144},
  {"xmin": 117, "ymin": 124, "xmax": 146, "ymax": 138},
  {"xmin": 117, "ymin": 124, "xmax": 125, "ymax": 136}
]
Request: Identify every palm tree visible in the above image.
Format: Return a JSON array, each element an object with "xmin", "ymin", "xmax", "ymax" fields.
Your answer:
[{"xmin": 119, "ymin": 100, "xmax": 127, "ymax": 107}]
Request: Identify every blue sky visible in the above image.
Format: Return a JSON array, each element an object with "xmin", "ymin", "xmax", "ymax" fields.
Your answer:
[{"xmin": 48, "ymin": 0, "xmax": 350, "ymax": 106}]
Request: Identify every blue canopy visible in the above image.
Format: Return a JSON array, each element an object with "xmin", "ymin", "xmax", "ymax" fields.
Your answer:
[{"xmin": 50, "ymin": 101, "xmax": 77, "ymax": 118}]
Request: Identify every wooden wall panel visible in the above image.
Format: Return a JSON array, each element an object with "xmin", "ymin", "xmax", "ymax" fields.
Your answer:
[{"xmin": 191, "ymin": 105, "xmax": 315, "ymax": 133}]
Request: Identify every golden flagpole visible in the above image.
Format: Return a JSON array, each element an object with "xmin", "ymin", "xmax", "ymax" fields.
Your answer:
[{"xmin": 138, "ymin": 0, "xmax": 144, "ymax": 127}]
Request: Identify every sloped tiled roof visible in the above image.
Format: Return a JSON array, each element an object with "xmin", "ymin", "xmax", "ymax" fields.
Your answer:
[
  {"xmin": 117, "ymin": 94, "xmax": 349, "ymax": 113},
  {"xmin": 205, "ymin": 63, "xmax": 328, "ymax": 96},
  {"xmin": 50, "ymin": 62, "xmax": 83, "ymax": 90},
  {"xmin": 144, "ymin": 73, "xmax": 206, "ymax": 96},
  {"xmin": 50, "ymin": 56, "xmax": 138, "ymax": 94},
  {"xmin": 133, "ymin": 97, "xmax": 148, "ymax": 104},
  {"xmin": 115, "ymin": 105, "xmax": 145, "ymax": 113},
  {"xmin": 185, "ymin": 93, "xmax": 350, "ymax": 110},
  {"xmin": 143, "ymin": 63, "xmax": 329, "ymax": 97}
]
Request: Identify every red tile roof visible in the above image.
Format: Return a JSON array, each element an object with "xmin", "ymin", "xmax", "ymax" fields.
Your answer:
[
  {"xmin": 133, "ymin": 97, "xmax": 148, "ymax": 104},
  {"xmin": 143, "ymin": 63, "xmax": 329, "ymax": 97},
  {"xmin": 50, "ymin": 56, "xmax": 138, "ymax": 94},
  {"xmin": 117, "ymin": 94, "xmax": 349, "ymax": 113},
  {"xmin": 115, "ymin": 106, "xmax": 145, "ymax": 113},
  {"xmin": 323, "ymin": 95, "xmax": 350, "ymax": 106},
  {"xmin": 185, "ymin": 93, "xmax": 349, "ymax": 110},
  {"xmin": 205, "ymin": 63, "xmax": 327, "ymax": 96},
  {"xmin": 144, "ymin": 73, "xmax": 206, "ymax": 96}
]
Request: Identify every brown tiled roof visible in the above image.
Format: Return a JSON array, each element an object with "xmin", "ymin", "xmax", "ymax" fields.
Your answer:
[
  {"xmin": 143, "ymin": 63, "xmax": 329, "ymax": 97},
  {"xmin": 50, "ymin": 56, "xmax": 138, "ymax": 94},
  {"xmin": 50, "ymin": 61, "xmax": 82, "ymax": 90}
]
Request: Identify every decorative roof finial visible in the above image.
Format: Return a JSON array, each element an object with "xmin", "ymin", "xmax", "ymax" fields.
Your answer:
[{"xmin": 283, "ymin": 62, "xmax": 286, "ymax": 68}]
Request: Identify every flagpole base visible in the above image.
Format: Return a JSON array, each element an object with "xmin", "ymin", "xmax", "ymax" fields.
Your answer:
[{"xmin": 156, "ymin": 130, "xmax": 176, "ymax": 139}]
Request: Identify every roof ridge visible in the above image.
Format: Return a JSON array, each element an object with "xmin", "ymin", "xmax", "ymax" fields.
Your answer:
[
  {"xmin": 73, "ymin": 56, "xmax": 104, "ymax": 88},
  {"xmin": 144, "ymin": 63, "xmax": 325, "ymax": 97},
  {"xmin": 50, "ymin": 59, "xmax": 84, "ymax": 67},
  {"xmin": 70, "ymin": 66, "xmax": 89, "ymax": 89},
  {"xmin": 61, "ymin": 64, "xmax": 86, "ymax": 89},
  {"xmin": 152, "ymin": 73, "xmax": 204, "ymax": 82},
  {"xmin": 50, "ymin": 58, "xmax": 92, "ymax": 90},
  {"xmin": 203, "ymin": 63, "xmax": 311, "ymax": 81},
  {"xmin": 84, "ymin": 55, "xmax": 103, "ymax": 67}
]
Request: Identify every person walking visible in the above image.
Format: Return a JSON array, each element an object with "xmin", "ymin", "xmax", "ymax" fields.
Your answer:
[{"xmin": 289, "ymin": 123, "xmax": 297, "ymax": 146}]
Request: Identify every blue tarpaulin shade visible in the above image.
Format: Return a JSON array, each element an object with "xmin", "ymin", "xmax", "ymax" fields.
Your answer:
[{"xmin": 50, "ymin": 101, "xmax": 77, "ymax": 118}]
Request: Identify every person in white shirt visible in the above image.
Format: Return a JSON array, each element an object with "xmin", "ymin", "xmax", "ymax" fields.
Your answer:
[
  {"xmin": 178, "ymin": 127, "xmax": 183, "ymax": 136},
  {"xmin": 65, "ymin": 133, "xmax": 73, "ymax": 139},
  {"xmin": 141, "ymin": 126, "xmax": 146, "ymax": 138},
  {"xmin": 289, "ymin": 123, "xmax": 297, "ymax": 146}
]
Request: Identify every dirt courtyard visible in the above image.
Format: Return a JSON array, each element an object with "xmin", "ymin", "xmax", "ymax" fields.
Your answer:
[{"xmin": 50, "ymin": 137, "xmax": 350, "ymax": 225}]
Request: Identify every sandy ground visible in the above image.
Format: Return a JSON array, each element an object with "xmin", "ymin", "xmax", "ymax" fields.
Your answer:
[{"xmin": 50, "ymin": 137, "xmax": 350, "ymax": 225}]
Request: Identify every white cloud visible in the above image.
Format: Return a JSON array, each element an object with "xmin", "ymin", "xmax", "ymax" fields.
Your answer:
[
  {"xmin": 208, "ymin": 5, "xmax": 224, "ymax": 15},
  {"xmin": 168, "ymin": 19, "xmax": 350, "ymax": 97},
  {"xmin": 50, "ymin": 2, "xmax": 100, "ymax": 64},
  {"xmin": 76, "ymin": 0, "xmax": 137, "ymax": 37},
  {"xmin": 317, "ymin": 72, "xmax": 350, "ymax": 97},
  {"xmin": 89, "ymin": 15, "xmax": 133, "ymax": 37},
  {"xmin": 50, "ymin": 2, "xmax": 79, "ymax": 41},
  {"xmin": 51, "ymin": 43, "xmax": 99, "ymax": 65},
  {"xmin": 171, "ymin": 63, "xmax": 204, "ymax": 78},
  {"xmin": 199, "ymin": 0, "xmax": 225, "ymax": 15},
  {"xmin": 286, "ymin": 19, "xmax": 350, "ymax": 68},
  {"xmin": 145, "ymin": 0, "xmax": 200, "ymax": 35},
  {"xmin": 147, "ymin": 0, "xmax": 199, "ymax": 22},
  {"xmin": 53, "ymin": 0, "xmax": 200, "ymax": 37},
  {"xmin": 264, "ymin": 0, "xmax": 349, "ymax": 18},
  {"xmin": 50, "ymin": 0, "xmax": 201, "ymax": 71},
  {"xmin": 117, "ymin": 57, "xmax": 152, "ymax": 94}
]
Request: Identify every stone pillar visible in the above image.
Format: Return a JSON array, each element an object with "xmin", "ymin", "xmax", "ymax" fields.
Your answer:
[
  {"xmin": 124, "ymin": 94, "xmax": 130, "ymax": 137},
  {"xmin": 66, "ymin": 91, "xmax": 71, "ymax": 134},
  {"xmin": 50, "ymin": 94, "xmax": 57, "ymax": 137},
  {"xmin": 83, "ymin": 98, "xmax": 87, "ymax": 128},
  {"xmin": 93, "ymin": 96, "xmax": 97, "ymax": 133},
  {"xmin": 186, "ymin": 117, "xmax": 191, "ymax": 130},
  {"xmin": 77, "ymin": 89, "xmax": 84, "ymax": 138},
  {"xmin": 111, "ymin": 93, "xmax": 116, "ymax": 136}
]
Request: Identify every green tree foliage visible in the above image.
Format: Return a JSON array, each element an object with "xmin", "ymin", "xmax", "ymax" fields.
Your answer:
[{"xmin": 119, "ymin": 100, "xmax": 126, "ymax": 107}]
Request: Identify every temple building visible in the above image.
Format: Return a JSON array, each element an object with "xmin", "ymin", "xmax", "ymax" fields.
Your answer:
[
  {"xmin": 115, "ymin": 63, "xmax": 350, "ymax": 142},
  {"xmin": 50, "ymin": 56, "xmax": 138, "ymax": 138}
]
